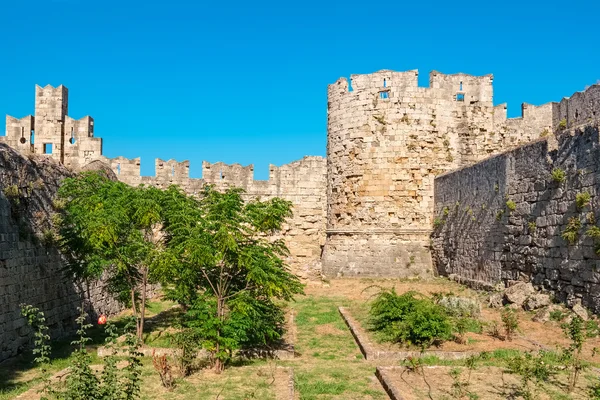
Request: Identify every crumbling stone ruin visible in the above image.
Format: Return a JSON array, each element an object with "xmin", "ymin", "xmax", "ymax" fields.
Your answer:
[{"xmin": 2, "ymin": 73, "xmax": 600, "ymax": 362}]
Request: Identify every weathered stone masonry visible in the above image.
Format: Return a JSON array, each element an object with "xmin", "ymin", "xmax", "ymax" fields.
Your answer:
[
  {"xmin": 432, "ymin": 84, "xmax": 600, "ymax": 312},
  {"xmin": 0, "ymin": 144, "xmax": 122, "ymax": 361},
  {"xmin": 322, "ymin": 70, "xmax": 552, "ymax": 277}
]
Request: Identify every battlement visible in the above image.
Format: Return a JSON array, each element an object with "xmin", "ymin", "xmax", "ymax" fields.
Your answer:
[
  {"xmin": 329, "ymin": 69, "xmax": 494, "ymax": 104},
  {"xmin": 553, "ymin": 83, "xmax": 600, "ymax": 129}
]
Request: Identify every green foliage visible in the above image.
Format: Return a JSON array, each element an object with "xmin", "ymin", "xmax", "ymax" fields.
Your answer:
[
  {"xmin": 157, "ymin": 186, "xmax": 303, "ymax": 372},
  {"xmin": 549, "ymin": 309, "xmax": 566, "ymax": 322},
  {"xmin": 551, "ymin": 167, "xmax": 566, "ymax": 183},
  {"xmin": 443, "ymin": 206, "xmax": 449, "ymax": 216},
  {"xmin": 576, "ymin": 192, "xmax": 592, "ymax": 210},
  {"xmin": 505, "ymin": 350, "xmax": 557, "ymax": 400},
  {"xmin": 20, "ymin": 304, "xmax": 51, "ymax": 370},
  {"xmin": 505, "ymin": 200, "xmax": 516, "ymax": 212},
  {"xmin": 558, "ymin": 118, "xmax": 567, "ymax": 131},
  {"xmin": 433, "ymin": 218, "xmax": 444, "ymax": 228},
  {"xmin": 496, "ymin": 209, "xmax": 504, "ymax": 221},
  {"xmin": 560, "ymin": 316, "xmax": 597, "ymax": 393},
  {"xmin": 58, "ymin": 172, "xmax": 165, "ymax": 339},
  {"xmin": 540, "ymin": 128, "xmax": 550, "ymax": 138},
  {"xmin": 3, "ymin": 184, "xmax": 20, "ymax": 199},
  {"xmin": 528, "ymin": 221, "xmax": 536, "ymax": 234},
  {"xmin": 449, "ymin": 356, "xmax": 480, "ymax": 400},
  {"xmin": 369, "ymin": 289, "xmax": 452, "ymax": 349},
  {"xmin": 500, "ymin": 306, "xmax": 519, "ymax": 341},
  {"xmin": 173, "ymin": 329, "xmax": 201, "ymax": 377},
  {"xmin": 562, "ymin": 217, "xmax": 582, "ymax": 245}
]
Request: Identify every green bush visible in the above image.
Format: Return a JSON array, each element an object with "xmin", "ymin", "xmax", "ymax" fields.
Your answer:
[
  {"xmin": 506, "ymin": 200, "xmax": 517, "ymax": 212},
  {"xmin": 562, "ymin": 217, "xmax": 582, "ymax": 245},
  {"xmin": 369, "ymin": 289, "xmax": 452, "ymax": 348},
  {"xmin": 435, "ymin": 295, "xmax": 481, "ymax": 318},
  {"xmin": 576, "ymin": 192, "xmax": 592, "ymax": 210},
  {"xmin": 551, "ymin": 168, "xmax": 566, "ymax": 183}
]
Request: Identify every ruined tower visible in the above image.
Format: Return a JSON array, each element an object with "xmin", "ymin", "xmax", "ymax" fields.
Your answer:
[{"xmin": 321, "ymin": 70, "xmax": 553, "ymax": 277}]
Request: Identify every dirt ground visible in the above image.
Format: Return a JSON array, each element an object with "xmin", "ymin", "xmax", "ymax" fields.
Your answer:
[
  {"xmin": 307, "ymin": 277, "xmax": 600, "ymax": 362},
  {"xmin": 382, "ymin": 365, "xmax": 594, "ymax": 400}
]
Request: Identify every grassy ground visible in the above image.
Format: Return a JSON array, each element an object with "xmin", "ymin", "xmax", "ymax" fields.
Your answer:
[{"xmin": 3, "ymin": 277, "xmax": 600, "ymax": 399}]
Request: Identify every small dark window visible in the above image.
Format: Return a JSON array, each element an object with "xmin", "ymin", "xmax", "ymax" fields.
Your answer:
[
  {"xmin": 117, "ymin": 163, "xmax": 121, "ymax": 175},
  {"xmin": 456, "ymin": 93, "xmax": 465, "ymax": 102},
  {"xmin": 171, "ymin": 166, "xmax": 175, "ymax": 176},
  {"xmin": 30, "ymin": 130, "xmax": 35, "ymax": 144},
  {"xmin": 459, "ymin": 81, "xmax": 463, "ymax": 91},
  {"xmin": 380, "ymin": 91, "xmax": 389, "ymax": 99},
  {"xmin": 383, "ymin": 78, "xmax": 387, "ymax": 88},
  {"xmin": 43, "ymin": 143, "xmax": 53, "ymax": 154}
]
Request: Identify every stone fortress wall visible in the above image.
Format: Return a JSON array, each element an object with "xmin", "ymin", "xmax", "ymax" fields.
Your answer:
[
  {"xmin": 1, "ymin": 86, "xmax": 327, "ymax": 278},
  {"xmin": 431, "ymin": 83, "xmax": 600, "ymax": 311},
  {"xmin": 1, "ymin": 74, "xmax": 595, "ymax": 283},
  {"xmin": 322, "ymin": 70, "xmax": 553, "ymax": 278}
]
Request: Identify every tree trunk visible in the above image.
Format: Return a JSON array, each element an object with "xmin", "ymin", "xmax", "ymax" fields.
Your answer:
[
  {"xmin": 139, "ymin": 267, "xmax": 148, "ymax": 342},
  {"xmin": 215, "ymin": 296, "xmax": 225, "ymax": 373},
  {"xmin": 130, "ymin": 288, "xmax": 139, "ymax": 337}
]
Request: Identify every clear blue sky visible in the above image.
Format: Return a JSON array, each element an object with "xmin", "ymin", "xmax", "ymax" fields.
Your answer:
[{"xmin": 1, "ymin": 0, "xmax": 598, "ymax": 179}]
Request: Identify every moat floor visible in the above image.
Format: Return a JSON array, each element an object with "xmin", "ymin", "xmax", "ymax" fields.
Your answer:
[{"xmin": 2, "ymin": 277, "xmax": 599, "ymax": 399}]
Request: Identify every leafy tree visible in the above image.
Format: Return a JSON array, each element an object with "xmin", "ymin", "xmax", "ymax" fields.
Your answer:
[
  {"xmin": 157, "ymin": 186, "xmax": 303, "ymax": 372},
  {"xmin": 57, "ymin": 172, "xmax": 164, "ymax": 340}
]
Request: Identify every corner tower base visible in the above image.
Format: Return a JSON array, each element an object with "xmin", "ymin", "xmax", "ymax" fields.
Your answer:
[{"xmin": 321, "ymin": 229, "xmax": 433, "ymax": 278}]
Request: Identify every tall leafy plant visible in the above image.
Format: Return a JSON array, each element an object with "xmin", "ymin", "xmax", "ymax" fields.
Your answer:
[
  {"xmin": 157, "ymin": 186, "xmax": 303, "ymax": 372},
  {"xmin": 57, "ymin": 172, "xmax": 165, "ymax": 340}
]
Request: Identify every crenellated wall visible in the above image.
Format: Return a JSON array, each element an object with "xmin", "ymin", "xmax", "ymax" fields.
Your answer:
[
  {"xmin": 322, "ymin": 70, "xmax": 554, "ymax": 277},
  {"xmin": 99, "ymin": 155, "xmax": 327, "ymax": 278},
  {"xmin": 432, "ymin": 84, "xmax": 600, "ymax": 311}
]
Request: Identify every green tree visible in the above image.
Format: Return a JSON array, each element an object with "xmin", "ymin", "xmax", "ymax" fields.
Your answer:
[
  {"xmin": 57, "ymin": 172, "xmax": 164, "ymax": 340},
  {"xmin": 157, "ymin": 186, "xmax": 303, "ymax": 372}
]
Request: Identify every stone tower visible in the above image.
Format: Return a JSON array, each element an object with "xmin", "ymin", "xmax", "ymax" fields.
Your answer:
[
  {"xmin": 34, "ymin": 85, "xmax": 68, "ymax": 163},
  {"xmin": 2, "ymin": 85, "xmax": 102, "ymax": 169},
  {"xmin": 321, "ymin": 70, "xmax": 553, "ymax": 278}
]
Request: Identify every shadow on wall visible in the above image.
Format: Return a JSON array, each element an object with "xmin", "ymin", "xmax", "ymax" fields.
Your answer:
[
  {"xmin": 0, "ymin": 143, "xmax": 120, "ymax": 367},
  {"xmin": 432, "ymin": 124, "xmax": 600, "ymax": 312}
]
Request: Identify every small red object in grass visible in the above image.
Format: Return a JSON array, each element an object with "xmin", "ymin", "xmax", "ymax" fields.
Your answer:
[{"xmin": 98, "ymin": 314, "xmax": 107, "ymax": 325}]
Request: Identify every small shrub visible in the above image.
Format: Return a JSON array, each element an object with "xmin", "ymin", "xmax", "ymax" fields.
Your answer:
[
  {"xmin": 576, "ymin": 192, "xmax": 591, "ymax": 210},
  {"xmin": 549, "ymin": 309, "xmax": 566, "ymax": 322},
  {"xmin": 20, "ymin": 304, "xmax": 51, "ymax": 370},
  {"xmin": 496, "ymin": 209, "xmax": 504, "ymax": 221},
  {"xmin": 443, "ymin": 206, "xmax": 450, "ymax": 216},
  {"xmin": 501, "ymin": 306, "xmax": 519, "ymax": 341},
  {"xmin": 551, "ymin": 167, "xmax": 566, "ymax": 183},
  {"xmin": 433, "ymin": 218, "xmax": 444, "ymax": 228},
  {"xmin": 528, "ymin": 221, "xmax": 536, "ymax": 234},
  {"xmin": 369, "ymin": 289, "xmax": 453, "ymax": 349},
  {"xmin": 561, "ymin": 316, "xmax": 598, "ymax": 393},
  {"xmin": 506, "ymin": 200, "xmax": 516, "ymax": 212},
  {"xmin": 152, "ymin": 351, "xmax": 175, "ymax": 390},
  {"xmin": 558, "ymin": 118, "xmax": 567, "ymax": 131},
  {"xmin": 407, "ymin": 143, "xmax": 417, "ymax": 151},
  {"xmin": 540, "ymin": 128, "xmax": 550, "ymax": 138},
  {"xmin": 4, "ymin": 184, "xmax": 20, "ymax": 198},
  {"xmin": 562, "ymin": 217, "xmax": 582, "ymax": 245},
  {"xmin": 506, "ymin": 350, "xmax": 557, "ymax": 399}
]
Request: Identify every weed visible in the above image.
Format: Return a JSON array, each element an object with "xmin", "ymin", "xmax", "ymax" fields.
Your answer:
[
  {"xmin": 549, "ymin": 309, "xmax": 566, "ymax": 322},
  {"xmin": 152, "ymin": 351, "xmax": 175, "ymax": 390},
  {"xmin": 506, "ymin": 350, "xmax": 557, "ymax": 400},
  {"xmin": 500, "ymin": 306, "xmax": 518, "ymax": 341},
  {"xmin": 562, "ymin": 217, "xmax": 582, "ymax": 245},
  {"xmin": 506, "ymin": 200, "xmax": 516, "ymax": 212},
  {"xmin": 551, "ymin": 167, "xmax": 566, "ymax": 183},
  {"xmin": 528, "ymin": 221, "xmax": 536, "ymax": 234},
  {"xmin": 558, "ymin": 118, "xmax": 567, "ymax": 131},
  {"xmin": 443, "ymin": 206, "xmax": 449, "ymax": 216},
  {"xmin": 540, "ymin": 128, "xmax": 550, "ymax": 138},
  {"xmin": 576, "ymin": 192, "xmax": 591, "ymax": 210},
  {"xmin": 433, "ymin": 218, "xmax": 444, "ymax": 228},
  {"xmin": 496, "ymin": 209, "xmax": 504, "ymax": 221}
]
